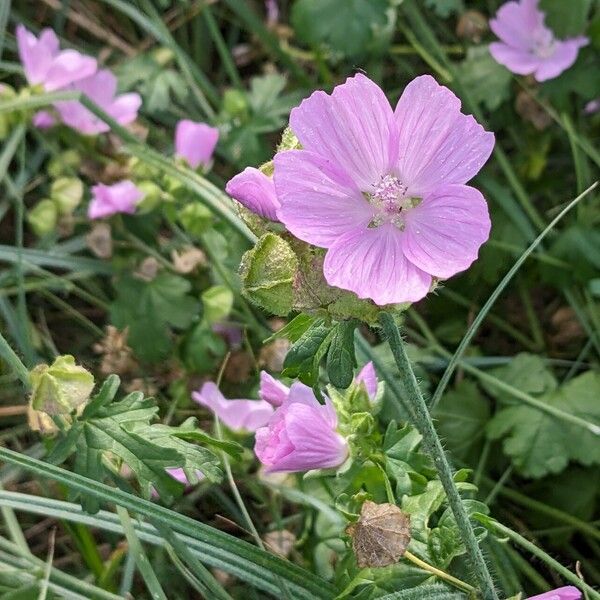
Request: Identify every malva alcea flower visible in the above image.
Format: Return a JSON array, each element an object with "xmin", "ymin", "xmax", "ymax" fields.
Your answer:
[
  {"xmin": 226, "ymin": 167, "xmax": 280, "ymax": 221},
  {"xmin": 527, "ymin": 586, "xmax": 581, "ymax": 600},
  {"xmin": 56, "ymin": 69, "xmax": 142, "ymax": 135},
  {"xmin": 16, "ymin": 25, "xmax": 97, "ymax": 91},
  {"xmin": 192, "ymin": 381, "xmax": 274, "ymax": 432},
  {"xmin": 175, "ymin": 120, "xmax": 219, "ymax": 169},
  {"xmin": 254, "ymin": 382, "xmax": 348, "ymax": 473},
  {"xmin": 88, "ymin": 181, "xmax": 143, "ymax": 220},
  {"xmin": 489, "ymin": 0, "xmax": 588, "ymax": 82},
  {"xmin": 274, "ymin": 74, "xmax": 494, "ymax": 305}
]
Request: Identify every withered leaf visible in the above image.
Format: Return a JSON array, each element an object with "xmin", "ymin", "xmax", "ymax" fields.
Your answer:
[{"xmin": 347, "ymin": 501, "xmax": 411, "ymax": 568}]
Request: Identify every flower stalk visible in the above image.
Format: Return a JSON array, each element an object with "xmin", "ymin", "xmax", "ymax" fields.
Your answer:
[{"xmin": 378, "ymin": 311, "xmax": 498, "ymax": 600}]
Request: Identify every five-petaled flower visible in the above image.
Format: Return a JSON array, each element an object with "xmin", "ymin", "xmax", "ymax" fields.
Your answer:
[
  {"xmin": 274, "ymin": 74, "xmax": 494, "ymax": 305},
  {"xmin": 489, "ymin": 0, "xmax": 588, "ymax": 82}
]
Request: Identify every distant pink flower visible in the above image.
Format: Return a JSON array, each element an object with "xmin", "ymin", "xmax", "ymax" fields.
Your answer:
[
  {"xmin": 192, "ymin": 381, "xmax": 274, "ymax": 432},
  {"xmin": 355, "ymin": 362, "xmax": 378, "ymax": 400},
  {"xmin": 527, "ymin": 586, "xmax": 581, "ymax": 600},
  {"xmin": 16, "ymin": 25, "xmax": 97, "ymax": 91},
  {"xmin": 259, "ymin": 371, "xmax": 289, "ymax": 407},
  {"xmin": 274, "ymin": 74, "xmax": 493, "ymax": 305},
  {"xmin": 255, "ymin": 382, "xmax": 348, "ymax": 473},
  {"xmin": 489, "ymin": 0, "xmax": 588, "ymax": 82},
  {"xmin": 226, "ymin": 167, "xmax": 280, "ymax": 221},
  {"xmin": 88, "ymin": 181, "xmax": 142, "ymax": 219},
  {"xmin": 211, "ymin": 323, "xmax": 243, "ymax": 349},
  {"xmin": 585, "ymin": 99, "xmax": 600, "ymax": 115},
  {"xmin": 32, "ymin": 111, "xmax": 56, "ymax": 129},
  {"xmin": 55, "ymin": 69, "xmax": 141, "ymax": 135},
  {"xmin": 166, "ymin": 467, "xmax": 205, "ymax": 486},
  {"xmin": 175, "ymin": 120, "xmax": 219, "ymax": 169}
]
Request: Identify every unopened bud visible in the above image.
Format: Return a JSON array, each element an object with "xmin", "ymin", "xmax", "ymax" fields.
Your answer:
[
  {"xmin": 27, "ymin": 199, "xmax": 58, "ymax": 236},
  {"xmin": 223, "ymin": 89, "xmax": 248, "ymax": 119},
  {"xmin": 277, "ymin": 127, "xmax": 301, "ymax": 152},
  {"xmin": 29, "ymin": 355, "xmax": 95, "ymax": 415}
]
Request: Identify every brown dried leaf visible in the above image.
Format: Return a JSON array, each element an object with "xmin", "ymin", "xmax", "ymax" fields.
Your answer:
[
  {"xmin": 86, "ymin": 223, "xmax": 113, "ymax": 259},
  {"xmin": 264, "ymin": 530, "xmax": 296, "ymax": 558},
  {"xmin": 347, "ymin": 501, "xmax": 411, "ymax": 568},
  {"xmin": 171, "ymin": 247, "xmax": 207, "ymax": 274}
]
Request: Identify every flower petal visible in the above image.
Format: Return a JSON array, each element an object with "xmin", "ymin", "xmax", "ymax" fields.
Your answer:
[
  {"xmin": 323, "ymin": 224, "xmax": 432, "ymax": 305},
  {"xmin": 226, "ymin": 167, "xmax": 280, "ymax": 221},
  {"xmin": 534, "ymin": 37, "xmax": 588, "ymax": 82},
  {"xmin": 402, "ymin": 184, "xmax": 491, "ymax": 279},
  {"xmin": 355, "ymin": 362, "xmax": 378, "ymax": 400},
  {"xmin": 289, "ymin": 73, "xmax": 397, "ymax": 190},
  {"xmin": 489, "ymin": 0, "xmax": 545, "ymax": 49},
  {"xmin": 16, "ymin": 25, "xmax": 56, "ymax": 85},
  {"xmin": 175, "ymin": 120, "xmax": 219, "ymax": 169},
  {"xmin": 44, "ymin": 50, "xmax": 97, "ymax": 91},
  {"xmin": 394, "ymin": 75, "xmax": 494, "ymax": 194},
  {"xmin": 259, "ymin": 371, "xmax": 289, "ymax": 407},
  {"xmin": 489, "ymin": 42, "xmax": 541, "ymax": 75},
  {"xmin": 274, "ymin": 149, "xmax": 373, "ymax": 248}
]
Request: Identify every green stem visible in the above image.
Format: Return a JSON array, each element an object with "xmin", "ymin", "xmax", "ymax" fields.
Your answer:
[
  {"xmin": 379, "ymin": 312, "xmax": 498, "ymax": 600},
  {"xmin": 476, "ymin": 516, "xmax": 600, "ymax": 600},
  {"xmin": 0, "ymin": 329, "xmax": 30, "ymax": 388},
  {"xmin": 404, "ymin": 550, "xmax": 475, "ymax": 595}
]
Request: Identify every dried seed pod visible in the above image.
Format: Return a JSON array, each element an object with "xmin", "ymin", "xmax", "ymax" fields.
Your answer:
[
  {"xmin": 456, "ymin": 10, "xmax": 488, "ymax": 43},
  {"xmin": 347, "ymin": 501, "xmax": 411, "ymax": 568}
]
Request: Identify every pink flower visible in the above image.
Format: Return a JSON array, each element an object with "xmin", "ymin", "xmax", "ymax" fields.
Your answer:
[
  {"xmin": 527, "ymin": 586, "xmax": 581, "ymax": 600},
  {"xmin": 274, "ymin": 74, "xmax": 494, "ymax": 305},
  {"xmin": 175, "ymin": 120, "xmax": 219, "ymax": 169},
  {"xmin": 16, "ymin": 25, "xmax": 97, "ymax": 91},
  {"xmin": 259, "ymin": 371, "xmax": 290, "ymax": 407},
  {"xmin": 166, "ymin": 467, "xmax": 205, "ymax": 486},
  {"xmin": 255, "ymin": 382, "xmax": 348, "ymax": 473},
  {"xmin": 192, "ymin": 382, "xmax": 274, "ymax": 432},
  {"xmin": 32, "ymin": 111, "xmax": 56, "ymax": 129},
  {"xmin": 355, "ymin": 362, "xmax": 378, "ymax": 400},
  {"xmin": 88, "ymin": 181, "xmax": 143, "ymax": 219},
  {"xmin": 489, "ymin": 0, "xmax": 588, "ymax": 82},
  {"xmin": 226, "ymin": 167, "xmax": 280, "ymax": 221},
  {"xmin": 55, "ymin": 69, "xmax": 141, "ymax": 135},
  {"xmin": 585, "ymin": 99, "xmax": 600, "ymax": 115}
]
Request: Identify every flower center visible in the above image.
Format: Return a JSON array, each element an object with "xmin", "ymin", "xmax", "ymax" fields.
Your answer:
[
  {"xmin": 531, "ymin": 27, "xmax": 556, "ymax": 59},
  {"xmin": 366, "ymin": 174, "xmax": 420, "ymax": 229}
]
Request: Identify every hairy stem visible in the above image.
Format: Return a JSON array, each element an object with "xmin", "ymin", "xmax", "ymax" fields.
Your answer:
[
  {"xmin": 378, "ymin": 312, "xmax": 498, "ymax": 600},
  {"xmin": 404, "ymin": 550, "xmax": 475, "ymax": 595}
]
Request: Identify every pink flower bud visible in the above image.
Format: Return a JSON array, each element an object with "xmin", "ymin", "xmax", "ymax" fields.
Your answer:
[
  {"xmin": 32, "ymin": 111, "xmax": 56, "ymax": 129},
  {"xmin": 527, "ymin": 586, "xmax": 581, "ymax": 600},
  {"xmin": 192, "ymin": 382, "xmax": 274, "ymax": 432},
  {"xmin": 88, "ymin": 181, "xmax": 143, "ymax": 220},
  {"xmin": 259, "ymin": 371, "xmax": 289, "ymax": 407},
  {"xmin": 226, "ymin": 167, "xmax": 280, "ymax": 221},
  {"xmin": 254, "ymin": 382, "xmax": 348, "ymax": 473},
  {"xmin": 355, "ymin": 361, "xmax": 378, "ymax": 400},
  {"xmin": 175, "ymin": 120, "xmax": 219, "ymax": 169}
]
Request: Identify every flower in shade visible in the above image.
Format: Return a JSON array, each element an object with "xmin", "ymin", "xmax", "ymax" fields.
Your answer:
[
  {"xmin": 489, "ymin": 0, "xmax": 588, "ymax": 82},
  {"xmin": 527, "ymin": 586, "xmax": 581, "ymax": 600},
  {"xmin": 226, "ymin": 167, "xmax": 280, "ymax": 221},
  {"xmin": 88, "ymin": 181, "xmax": 143, "ymax": 219},
  {"xmin": 16, "ymin": 25, "xmax": 97, "ymax": 91},
  {"xmin": 175, "ymin": 120, "xmax": 219, "ymax": 169},
  {"xmin": 55, "ymin": 69, "xmax": 141, "ymax": 135},
  {"xmin": 254, "ymin": 381, "xmax": 348, "ymax": 473},
  {"xmin": 192, "ymin": 381, "xmax": 274, "ymax": 432},
  {"xmin": 355, "ymin": 362, "xmax": 378, "ymax": 400},
  {"xmin": 166, "ymin": 467, "xmax": 205, "ymax": 486},
  {"xmin": 585, "ymin": 99, "xmax": 600, "ymax": 115},
  {"xmin": 274, "ymin": 74, "xmax": 494, "ymax": 305}
]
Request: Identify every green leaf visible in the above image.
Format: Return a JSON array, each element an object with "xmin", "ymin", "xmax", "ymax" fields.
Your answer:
[
  {"xmin": 424, "ymin": 0, "xmax": 464, "ymax": 18},
  {"xmin": 291, "ymin": 0, "xmax": 390, "ymax": 58},
  {"xmin": 540, "ymin": 0, "xmax": 592, "ymax": 37},
  {"xmin": 282, "ymin": 319, "xmax": 330, "ymax": 385},
  {"xmin": 263, "ymin": 313, "xmax": 316, "ymax": 344},
  {"xmin": 110, "ymin": 273, "xmax": 200, "ymax": 363},
  {"xmin": 181, "ymin": 322, "xmax": 227, "ymax": 374},
  {"xmin": 454, "ymin": 46, "xmax": 512, "ymax": 111},
  {"xmin": 201, "ymin": 285, "xmax": 234, "ymax": 325},
  {"xmin": 326, "ymin": 320, "xmax": 358, "ymax": 388},
  {"xmin": 487, "ymin": 371, "xmax": 600, "ymax": 478},
  {"xmin": 378, "ymin": 584, "xmax": 467, "ymax": 600},
  {"xmin": 433, "ymin": 381, "xmax": 490, "ymax": 462}
]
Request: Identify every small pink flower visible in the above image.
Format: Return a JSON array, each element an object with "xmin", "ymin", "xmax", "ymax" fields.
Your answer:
[
  {"xmin": 88, "ymin": 181, "xmax": 143, "ymax": 219},
  {"xmin": 192, "ymin": 382, "xmax": 274, "ymax": 432},
  {"xmin": 16, "ymin": 25, "xmax": 97, "ymax": 91},
  {"xmin": 259, "ymin": 371, "xmax": 289, "ymax": 407},
  {"xmin": 55, "ymin": 69, "xmax": 141, "ymax": 135},
  {"xmin": 166, "ymin": 467, "xmax": 205, "ymax": 486},
  {"xmin": 274, "ymin": 74, "xmax": 494, "ymax": 305},
  {"xmin": 489, "ymin": 0, "xmax": 588, "ymax": 82},
  {"xmin": 226, "ymin": 167, "xmax": 280, "ymax": 221},
  {"xmin": 254, "ymin": 382, "xmax": 348, "ymax": 473},
  {"xmin": 175, "ymin": 120, "xmax": 219, "ymax": 169},
  {"xmin": 585, "ymin": 98, "xmax": 600, "ymax": 115},
  {"xmin": 32, "ymin": 111, "xmax": 56, "ymax": 129},
  {"xmin": 527, "ymin": 586, "xmax": 581, "ymax": 600},
  {"xmin": 355, "ymin": 362, "xmax": 378, "ymax": 400}
]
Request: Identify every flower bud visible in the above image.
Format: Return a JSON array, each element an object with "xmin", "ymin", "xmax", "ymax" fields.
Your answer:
[
  {"xmin": 48, "ymin": 150, "xmax": 81, "ymax": 178},
  {"xmin": 27, "ymin": 199, "xmax": 58, "ymax": 236},
  {"xmin": 29, "ymin": 355, "xmax": 95, "ymax": 415},
  {"xmin": 223, "ymin": 89, "xmax": 248, "ymax": 119},
  {"xmin": 50, "ymin": 177, "xmax": 83, "ymax": 215},
  {"xmin": 178, "ymin": 203, "xmax": 212, "ymax": 236},
  {"xmin": 277, "ymin": 127, "xmax": 301, "ymax": 152}
]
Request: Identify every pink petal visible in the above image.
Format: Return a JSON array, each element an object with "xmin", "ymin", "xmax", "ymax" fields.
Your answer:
[
  {"xmin": 44, "ymin": 50, "xmax": 97, "ymax": 92},
  {"xmin": 489, "ymin": 42, "xmax": 542, "ymax": 75},
  {"xmin": 192, "ymin": 382, "xmax": 274, "ymax": 432},
  {"xmin": 527, "ymin": 586, "xmax": 582, "ymax": 600},
  {"xmin": 289, "ymin": 73, "xmax": 397, "ymax": 191},
  {"xmin": 108, "ymin": 92, "xmax": 142, "ymax": 126},
  {"xmin": 165, "ymin": 467, "xmax": 205, "ymax": 486},
  {"xmin": 16, "ymin": 25, "xmax": 55, "ymax": 85},
  {"xmin": 274, "ymin": 149, "xmax": 373, "ymax": 248},
  {"xmin": 175, "ymin": 120, "xmax": 219, "ymax": 169},
  {"xmin": 402, "ymin": 184, "xmax": 491, "ymax": 279},
  {"xmin": 534, "ymin": 37, "xmax": 588, "ymax": 82},
  {"xmin": 489, "ymin": 0, "xmax": 545, "ymax": 49},
  {"xmin": 394, "ymin": 75, "xmax": 494, "ymax": 195},
  {"xmin": 88, "ymin": 181, "xmax": 142, "ymax": 219},
  {"xmin": 323, "ymin": 224, "xmax": 432, "ymax": 305},
  {"xmin": 355, "ymin": 362, "xmax": 378, "ymax": 400},
  {"xmin": 226, "ymin": 167, "xmax": 280, "ymax": 221},
  {"xmin": 259, "ymin": 371, "xmax": 289, "ymax": 407},
  {"xmin": 32, "ymin": 111, "xmax": 56, "ymax": 129}
]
